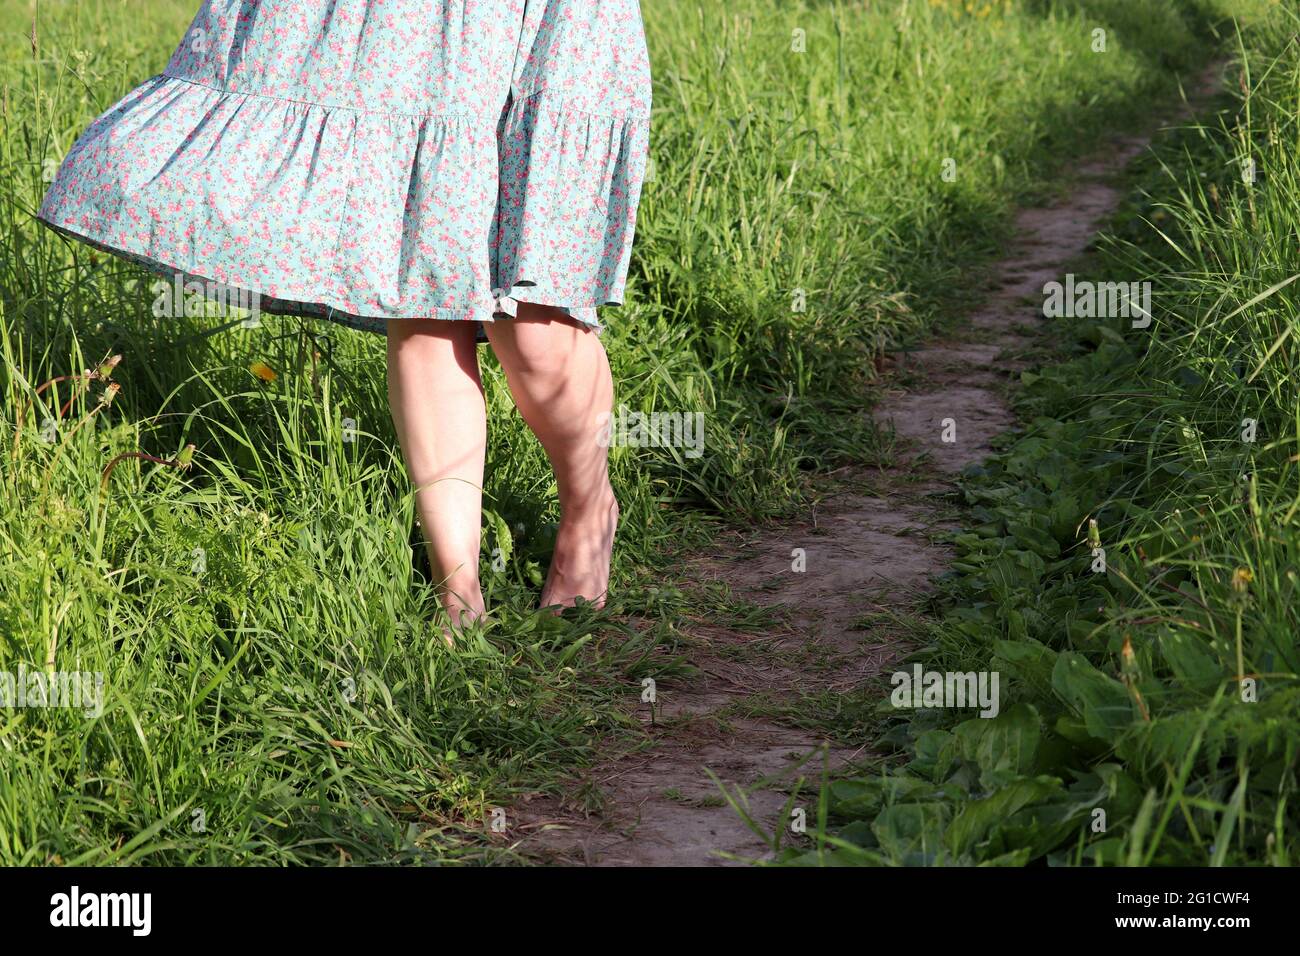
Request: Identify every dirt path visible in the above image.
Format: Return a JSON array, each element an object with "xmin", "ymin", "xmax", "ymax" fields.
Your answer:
[{"xmin": 513, "ymin": 72, "xmax": 1221, "ymax": 866}]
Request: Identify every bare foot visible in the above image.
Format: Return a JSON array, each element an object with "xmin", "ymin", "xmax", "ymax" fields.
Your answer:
[
  {"xmin": 437, "ymin": 574, "xmax": 485, "ymax": 647},
  {"xmin": 540, "ymin": 487, "xmax": 619, "ymax": 611},
  {"xmin": 439, "ymin": 604, "xmax": 488, "ymax": 648}
]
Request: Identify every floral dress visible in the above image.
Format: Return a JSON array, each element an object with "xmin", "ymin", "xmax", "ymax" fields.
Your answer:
[{"xmin": 38, "ymin": 0, "xmax": 653, "ymax": 336}]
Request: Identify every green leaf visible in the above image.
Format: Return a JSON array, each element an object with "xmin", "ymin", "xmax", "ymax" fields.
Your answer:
[
  {"xmin": 952, "ymin": 703, "xmax": 1042, "ymax": 784},
  {"xmin": 994, "ymin": 638, "xmax": 1058, "ymax": 688},
  {"xmin": 946, "ymin": 777, "xmax": 1062, "ymax": 856},
  {"xmin": 1210, "ymin": 771, "xmax": 1248, "ymax": 867},
  {"xmin": 482, "ymin": 507, "xmax": 513, "ymax": 569},
  {"xmin": 1051, "ymin": 652, "xmax": 1133, "ymax": 742},
  {"xmin": 1157, "ymin": 628, "xmax": 1222, "ymax": 690},
  {"xmin": 911, "ymin": 729, "xmax": 955, "ymax": 781},
  {"xmin": 872, "ymin": 802, "xmax": 951, "ymax": 863}
]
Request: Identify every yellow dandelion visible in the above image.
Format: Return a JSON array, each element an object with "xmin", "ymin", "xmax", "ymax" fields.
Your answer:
[
  {"xmin": 249, "ymin": 360, "xmax": 277, "ymax": 382},
  {"xmin": 1231, "ymin": 567, "xmax": 1253, "ymax": 594}
]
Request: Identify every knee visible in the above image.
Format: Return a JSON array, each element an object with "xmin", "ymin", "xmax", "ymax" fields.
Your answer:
[{"xmin": 493, "ymin": 322, "xmax": 577, "ymax": 381}]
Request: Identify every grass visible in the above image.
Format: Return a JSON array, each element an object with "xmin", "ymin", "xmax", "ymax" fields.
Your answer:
[
  {"xmin": 792, "ymin": 0, "xmax": 1298, "ymax": 866},
  {"xmin": 0, "ymin": 0, "xmax": 1252, "ymax": 864}
]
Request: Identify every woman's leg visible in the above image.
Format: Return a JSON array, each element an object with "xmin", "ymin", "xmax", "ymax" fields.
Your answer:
[
  {"xmin": 484, "ymin": 305, "xmax": 619, "ymax": 609},
  {"xmin": 386, "ymin": 319, "xmax": 487, "ymax": 627}
]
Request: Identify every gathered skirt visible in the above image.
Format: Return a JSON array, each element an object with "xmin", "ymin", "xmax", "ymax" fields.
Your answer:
[{"xmin": 38, "ymin": 0, "xmax": 653, "ymax": 336}]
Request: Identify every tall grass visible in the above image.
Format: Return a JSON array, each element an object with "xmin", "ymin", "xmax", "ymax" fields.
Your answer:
[
  {"xmin": 795, "ymin": 0, "xmax": 1295, "ymax": 867},
  {"xmin": 1, "ymin": 0, "xmax": 1235, "ymax": 863}
]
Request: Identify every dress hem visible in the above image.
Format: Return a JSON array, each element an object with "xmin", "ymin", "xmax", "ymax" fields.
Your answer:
[{"xmin": 35, "ymin": 213, "xmax": 610, "ymax": 338}]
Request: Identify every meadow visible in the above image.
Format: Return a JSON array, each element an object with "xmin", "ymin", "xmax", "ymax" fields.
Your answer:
[{"xmin": 0, "ymin": 0, "xmax": 1280, "ymax": 864}]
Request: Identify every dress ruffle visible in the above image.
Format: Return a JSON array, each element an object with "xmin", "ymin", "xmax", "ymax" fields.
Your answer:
[{"xmin": 38, "ymin": 71, "xmax": 650, "ymax": 336}]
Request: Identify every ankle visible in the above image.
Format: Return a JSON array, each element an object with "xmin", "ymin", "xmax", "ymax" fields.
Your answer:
[
  {"xmin": 559, "ymin": 482, "xmax": 619, "ymax": 522},
  {"xmin": 438, "ymin": 576, "xmax": 484, "ymax": 619}
]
